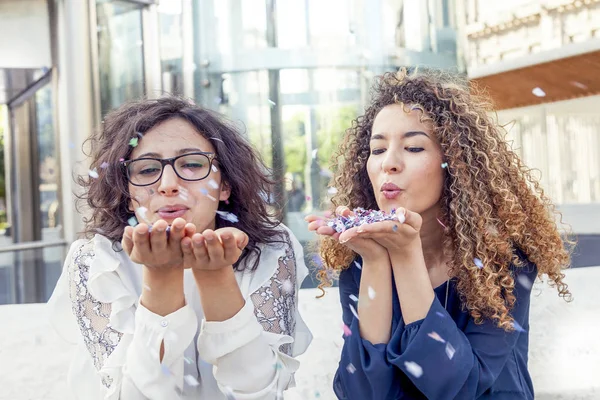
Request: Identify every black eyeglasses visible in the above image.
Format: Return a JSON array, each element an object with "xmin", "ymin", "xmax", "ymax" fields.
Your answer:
[{"xmin": 122, "ymin": 152, "xmax": 217, "ymax": 186}]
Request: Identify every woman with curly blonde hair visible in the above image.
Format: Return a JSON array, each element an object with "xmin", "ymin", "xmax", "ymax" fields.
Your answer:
[{"xmin": 306, "ymin": 68, "xmax": 572, "ymax": 400}]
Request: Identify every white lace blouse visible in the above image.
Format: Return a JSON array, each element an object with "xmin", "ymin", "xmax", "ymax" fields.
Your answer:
[{"xmin": 47, "ymin": 225, "xmax": 313, "ymax": 400}]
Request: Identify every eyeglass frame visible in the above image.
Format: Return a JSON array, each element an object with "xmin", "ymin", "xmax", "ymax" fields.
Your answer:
[{"xmin": 121, "ymin": 152, "xmax": 217, "ymax": 187}]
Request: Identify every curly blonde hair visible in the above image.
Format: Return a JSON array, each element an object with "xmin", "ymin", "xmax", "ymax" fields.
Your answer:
[{"xmin": 318, "ymin": 68, "xmax": 573, "ymax": 330}]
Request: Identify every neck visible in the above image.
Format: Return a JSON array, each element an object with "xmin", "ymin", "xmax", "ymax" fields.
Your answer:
[{"xmin": 418, "ymin": 210, "xmax": 448, "ymax": 273}]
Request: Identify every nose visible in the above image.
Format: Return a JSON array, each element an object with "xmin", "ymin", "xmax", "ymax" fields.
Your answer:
[
  {"xmin": 157, "ymin": 165, "xmax": 180, "ymax": 195},
  {"xmin": 380, "ymin": 150, "xmax": 403, "ymax": 174}
]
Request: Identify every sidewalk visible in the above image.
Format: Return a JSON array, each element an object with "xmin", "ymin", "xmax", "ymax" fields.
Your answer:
[{"xmin": 0, "ymin": 267, "xmax": 599, "ymax": 399}]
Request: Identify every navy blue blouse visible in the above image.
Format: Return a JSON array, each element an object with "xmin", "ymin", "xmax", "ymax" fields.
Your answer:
[{"xmin": 333, "ymin": 256, "xmax": 537, "ymax": 400}]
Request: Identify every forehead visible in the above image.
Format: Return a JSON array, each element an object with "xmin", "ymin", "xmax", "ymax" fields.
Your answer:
[
  {"xmin": 372, "ymin": 104, "xmax": 434, "ymax": 134},
  {"xmin": 130, "ymin": 118, "xmax": 215, "ymax": 157}
]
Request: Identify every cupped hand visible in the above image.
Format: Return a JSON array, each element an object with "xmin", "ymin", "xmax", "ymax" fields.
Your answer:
[
  {"xmin": 121, "ymin": 217, "xmax": 189, "ymax": 269},
  {"xmin": 181, "ymin": 226, "xmax": 249, "ymax": 271},
  {"xmin": 339, "ymin": 207, "xmax": 422, "ymax": 257},
  {"xmin": 306, "ymin": 206, "xmax": 388, "ymax": 262}
]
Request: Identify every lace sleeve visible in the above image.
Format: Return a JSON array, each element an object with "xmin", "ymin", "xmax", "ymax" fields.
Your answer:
[
  {"xmin": 250, "ymin": 233, "xmax": 298, "ymax": 356},
  {"xmin": 68, "ymin": 240, "xmax": 123, "ymax": 388}
]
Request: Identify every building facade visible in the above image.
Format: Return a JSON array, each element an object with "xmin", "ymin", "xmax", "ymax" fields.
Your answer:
[
  {"xmin": 459, "ymin": 0, "xmax": 600, "ymax": 268},
  {"xmin": 0, "ymin": 0, "xmax": 461, "ymax": 304}
]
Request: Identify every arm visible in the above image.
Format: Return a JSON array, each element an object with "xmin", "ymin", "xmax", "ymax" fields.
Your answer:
[
  {"xmin": 333, "ymin": 262, "xmax": 402, "ymax": 400},
  {"xmin": 65, "ymin": 239, "xmax": 198, "ymax": 400},
  {"xmin": 194, "ymin": 230, "xmax": 309, "ymax": 399},
  {"xmin": 386, "ymin": 260, "xmax": 538, "ymax": 399}
]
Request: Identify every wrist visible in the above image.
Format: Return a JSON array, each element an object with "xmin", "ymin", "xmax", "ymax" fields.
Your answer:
[
  {"xmin": 192, "ymin": 266, "xmax": 236, "ymax": 287},
  {"xmin": 389, "ymin": 239, "xmax": 423, "ymax": 265},
  {"xmin": 141, "ymin": 267, "xmax": 185, "ymax": 316}
]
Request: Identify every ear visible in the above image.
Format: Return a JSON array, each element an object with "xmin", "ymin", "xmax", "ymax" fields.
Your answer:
[{"xmin": 219, "ymin": 180, "xmax": 231, "ymax": 202}]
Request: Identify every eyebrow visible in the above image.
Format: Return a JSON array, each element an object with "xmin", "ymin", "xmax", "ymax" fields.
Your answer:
[
  {"xmin": 370, "ymin": 131, "xmax": 430, "ymax": 141},
  {"xmin": 136, "ymin": 147, "xmax": 206, "ymax": 158}
]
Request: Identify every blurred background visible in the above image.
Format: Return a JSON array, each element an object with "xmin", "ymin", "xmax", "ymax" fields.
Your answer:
[{"xmin": 0, "ymin": 0, "xmax": 599, "ymax": 399}]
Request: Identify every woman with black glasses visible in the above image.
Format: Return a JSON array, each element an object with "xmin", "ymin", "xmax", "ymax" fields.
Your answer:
[{"xmin": 48, "ymin": 96, "xmax": 312, "ymax": 399}]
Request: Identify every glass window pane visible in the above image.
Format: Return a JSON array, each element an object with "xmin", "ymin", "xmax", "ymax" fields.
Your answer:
[
  {"xmin": 96, "ymin": 1, "xmax": 145, "ymax": 115},
  {"xmin": 158, "ymin": 0, "xmax": 184, "ymax": 95}
]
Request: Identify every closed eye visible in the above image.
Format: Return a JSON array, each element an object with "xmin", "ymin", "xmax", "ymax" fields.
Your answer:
[
  {"xmin": 371, "ymin": 148, "xmax": 385, "ymax": 155},
  {"xmin": 407, "ymin": 147, "xmax": 424, "ymax": 153}
]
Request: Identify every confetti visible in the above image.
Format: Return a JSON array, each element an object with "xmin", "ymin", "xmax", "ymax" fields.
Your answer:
[
  {"xmin": 216, "ymin": 210, "xmax": 239, "ymax": 223},
  {"xmin": 427, "ymin": 331, "xmax": 446, "ymax": 343},
  {"xmin": 119, "ymin": 158, "xmax": 125, "ymax": 162},
  {"xmin": 445, "ymin": 342, "xmax": 456, "ymax": 359},
  {"xmin": 208, "ymin": 179, "xmax": 219, "ymax": 189},
  {"xmin": 274, "ymin": 362, "xmax": 283, "ymax": 370},
  {"xmin": 353, "ymin": 260, "xmax": 362, "ymax": 270},
  {"xmin": 281, "ymin": 279, "xmax": 293, "ymax": 293},
  {"xmin": 512, "ymin": 320, "xmax": 526, "ymax": 333},
  {"xmin": 404, "ymin": 361, "xmax": 423, "ymax": 378},
  {"xmin": 128, "ymin": 216, "xmax": 138, "ymax": 227},
  {"xmin": 129, "ymin": 137, "xmax": 139, "ymax": 147},
  {"xmin": 135, "ymin": 131, "xmax": 143, "ymax": 138},
  {"xmin": 184, "ymin": 356, "xmax": 194, "ymax": 365},
  {"xmin": 441, "ymin": 162, "xmax": 448, "ymax": 169},
  {"xmin": 474, "ymin": 258, "xmax": 484, "ymax": 269},
  {"xmin": 311, "ymin": 149, "xmax": 318, "ymax": 159},
  {"xmin": 100, "ymin": 162, "xmax": 109, "ymax": 169},
  {"xmin": 182, "ymin": 168, "xmax": 195, "ymax": 178},
  {"xmin": 143, "ymin": 284, "xmax": 151, "ymax": 292},
  {"xmin": 367, "ymin": 286, "xmax": 376, "ymax": 300},
  {"xmin": 342, "ymin": 324, "xmax": 352, "ymax": 337},
  {"xmin": 212, "ymin": 165, "xmax": 218, "ymax": 172},
  {"xmin": 306, "ymin": 196, "xmax": 312, "ymax": 201},
  {"xmin": 349, "ymin": 294, "xmax": 358, "ymax": 303},
  {"xmin": 517, "ymin": 274, "xmax": 533, "ymax": 290},
  {"xmin": 349, "ymin": 303, "xmax": 359, "ymax": 320},
  {"xmin": 346, "ymin": 363, "xmax": 356, "ymax": 374},
  {"xmin": 327, "ymin": 208, "xmax": 404, "ymax": 233},
  {"xmin": 397, "ymin": 210, "xmax": 406, "ymax": 224},
  {"xmin": 327, "ymin": 187, "xmax": 338, "ymax": 195},
  {"xmin": 392, "ymin": 224, "xmax": 398, "ymax": 232},
  {"xmin": 160, "ymin": 364, "xmax": 171, "ymax": 375},
  {"xmin": 184, "ymin": 375, "xmax": 199, "ymax": 386},
  {"xmin": 436, "ymin": 311, "xmax": 446, "ymax": 318},
  {"xmin": 136, "ymin": 206, "xmax": 148, "ymax": 221},
  {"xmin": 268, "ymin": 99, "xmax": 276, "ymax": 106},
  {"xmin": 88, "ymin": 169, "xmax": 99, "ymax": 179}
]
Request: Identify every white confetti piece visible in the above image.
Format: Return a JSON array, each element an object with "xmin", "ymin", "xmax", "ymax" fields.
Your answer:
[
  {"xmin": 281, "ymin": 279, "xmax": 293, "ymax": 293},
  {"xmin": 128, "ymin": 216, "xmax": 138, "ymax": 227},
  {"xmin": 474, "ymin": 258, "xmax": 484, "ymax": 269},
  {"xmin": 136, "ymin": 206, "xmax": 148, "ymax": 221},
  {"xmin": 353, "ymin": 260, "xmax": 362, "ymax": 270},
  {"xmin": 268, "ymin": 99, "xmax": 276, "ymax": 106},
  {"xmin": 445, "ymin": 342, "xmax": 456, "ymax": 359},
  {"xmin": 512, "ymin": 320, "xmax": 526, "ymax": 333},
  {"xmin": 367, "ymin": 286, "xmax": 376, "ymax": 299},
  {"xmin": 327, "ymin": 187, "xmax": 338, "ymax": 195},
  {"xmin": 404, "ymin": 361, "xmax": 423, "ymax": 378},
  {"xmin": 88, "ymin": 169, "xmax": 99, "ymax": 179},
  {"xmin": 517, "ymin": 274, "xmax": 533, "ymax": 290},
  {"xmin": 397, "ymin": 211, "xmax": 406, "ymax": 224},
  {"xmin": 184, "ymin": 375, "xmax": 199, "ymax": 386},
  {"xmin": 427, "ymin": 331, "xmax": 446, "ymax": 343},
  {"xmin": 100, "ymin": 161, "xmax": 109, "ymax": 169},
  {"xmin": 436, "ymin": 311, "xmax": 446, "ymax": 318},
  {"xmin": 212, "ymin": 165, "xmax": 218, "ymax": 172},
  {"xmin": 143, "ymin": 284, "xmax": 151, "ymax": 291},
  {"xmin": 346, "ymin": 363, "xmax": 356, "ymax": 374},
  {"xmin": 349, "ymin": 294, "xmax": 359, "ymax": 302},
  {"xmin": 184, "ymin": 356, "xmax": 194, "ymax": 365},
  {"xmin": 208, "ymin": 179, "xmax": 219, "ymax": 189},
  {"xmin": 216, "ymin": 210, "xmax": 239, "ymax": 223},
  {"xmin": 349, "ymin": 303, "xmax": 359, "ymax": 320},
  {"xmin": 441, "ymin": 162, "xmax": 448, "ymax": 169}
]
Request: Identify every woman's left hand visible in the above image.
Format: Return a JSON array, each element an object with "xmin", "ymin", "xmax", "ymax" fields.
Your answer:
[
  {"xmin": 181, "ymin": 227, "xmax": 249, "ymax": 271},
  {"xmin": 338, "ymin": 207, "xmax": 423, "ymax": 257}
]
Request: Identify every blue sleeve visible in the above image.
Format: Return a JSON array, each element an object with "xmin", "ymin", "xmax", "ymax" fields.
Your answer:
[
  {"xmin": 387, "ymin": 262, "xmax": 538, "ymax": 399},
  {"xmin": 332, "ymin": 264, "xmax": 401, "ymax": 400}
]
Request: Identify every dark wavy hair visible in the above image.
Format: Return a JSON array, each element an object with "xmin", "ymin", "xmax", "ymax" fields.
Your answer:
[
  {"xmin": 319, "ymin": 67, "xmax": 573, "ymax": 330},
  {"xmin": 77, "ymin": 96, "xmax": 285, "ymax": 271}
]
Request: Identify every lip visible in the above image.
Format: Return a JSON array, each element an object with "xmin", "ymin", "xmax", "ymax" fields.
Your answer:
[
  {"xmin": 156, "ymin": 204, "xmax": 189, "ymax": 219},
  {"xmin": 380, "ymin": 182, "xmax": 403, "ymax": 200}
]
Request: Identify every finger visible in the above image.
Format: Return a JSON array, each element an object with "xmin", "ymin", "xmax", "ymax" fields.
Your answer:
[
  {"xmin": 149, "ymin": 220, "xmax": 168, "ymax": 253},
  {"xmin": 191, "ymin": 233, "xmax": 208, "ymax": 261},
  {"xmin": 308, "ymin": 219, "xmax": 329, "ymax": 231},
  {"xmin": 181, "ymin": 236, "xmax": 195, "ymax": 267},
  {"xmin": 132, "ymin": 223, "xmax": 151, "ymax": 255},
  {"xmin": 203, "ymin": 229, "xmax": 224, "ymax": 262},
  {"xmin": 395, "ymin": 208, "xmax": 422, "ymax": 231},
  {"xmin": 315, "ymin": 225, "xmax": 337, "ymax": 236},
  {"xmin": 233, "ymin": 231, "xmax": 249, "ymax": 250},
  {"xmin": 304, "ymin": 214, "xmax": 325, "ymax": 223},
  {"xmin": 122, "ymin": 226, "xmax": 134, "ymax": 255},
  {"xmin": 169, "ymin": 218, "xmax": 186, "ymax": 245},
  {"xmin": 219, "ymin": 230, "xmax": 239, "ymax": 261},
  {"xmin": 335, "ymin": 206, "xmax": 352, "ymax": 217},
  {"xmin": 183, "ymin": 223, "xmax": 197, "ymax": 238}
]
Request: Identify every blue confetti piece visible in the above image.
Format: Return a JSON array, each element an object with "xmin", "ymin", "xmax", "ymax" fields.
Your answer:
[
  {"xmin": 436, "ymin": 311, "xmax": 446, "ymax": 318},
  {"xmin": 512, "ymin": 320, "xmax": 526, "ymax": 333},
  {"xmin": 474, "ymin": 258, "xmax": 484, "ymax": 269}
]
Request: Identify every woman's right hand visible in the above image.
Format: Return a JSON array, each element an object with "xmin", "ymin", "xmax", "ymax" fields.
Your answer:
[
  {"xmin": 121, "ymin": 217, "xmax": 192, "ymax": 270},
  {"xmin": 306, "ymin": 206, "xmax": 388, "ymax": 263}
]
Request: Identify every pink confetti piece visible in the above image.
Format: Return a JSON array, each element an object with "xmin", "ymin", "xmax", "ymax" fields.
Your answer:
[
  {"xmin": 404, "ymin": 361, "xmax": 423, "ymax": 378},
  {"xmin": 342, "ymin": 324, "xmax": 352, "ymax": 337},
  {"xmin": 119, "ymin": 158, "xmax": 125, "ymax": 162},
  {"xmin": 182, "ymin": 168, "xmax": 195, "ymax": 178},
  {"xmin": 427, "ymin": 331, "xmax": 446, "ymax": 343},
  {"xmin": 100, "ymin": 162, "xmax": 109, "ymax": 169}
]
